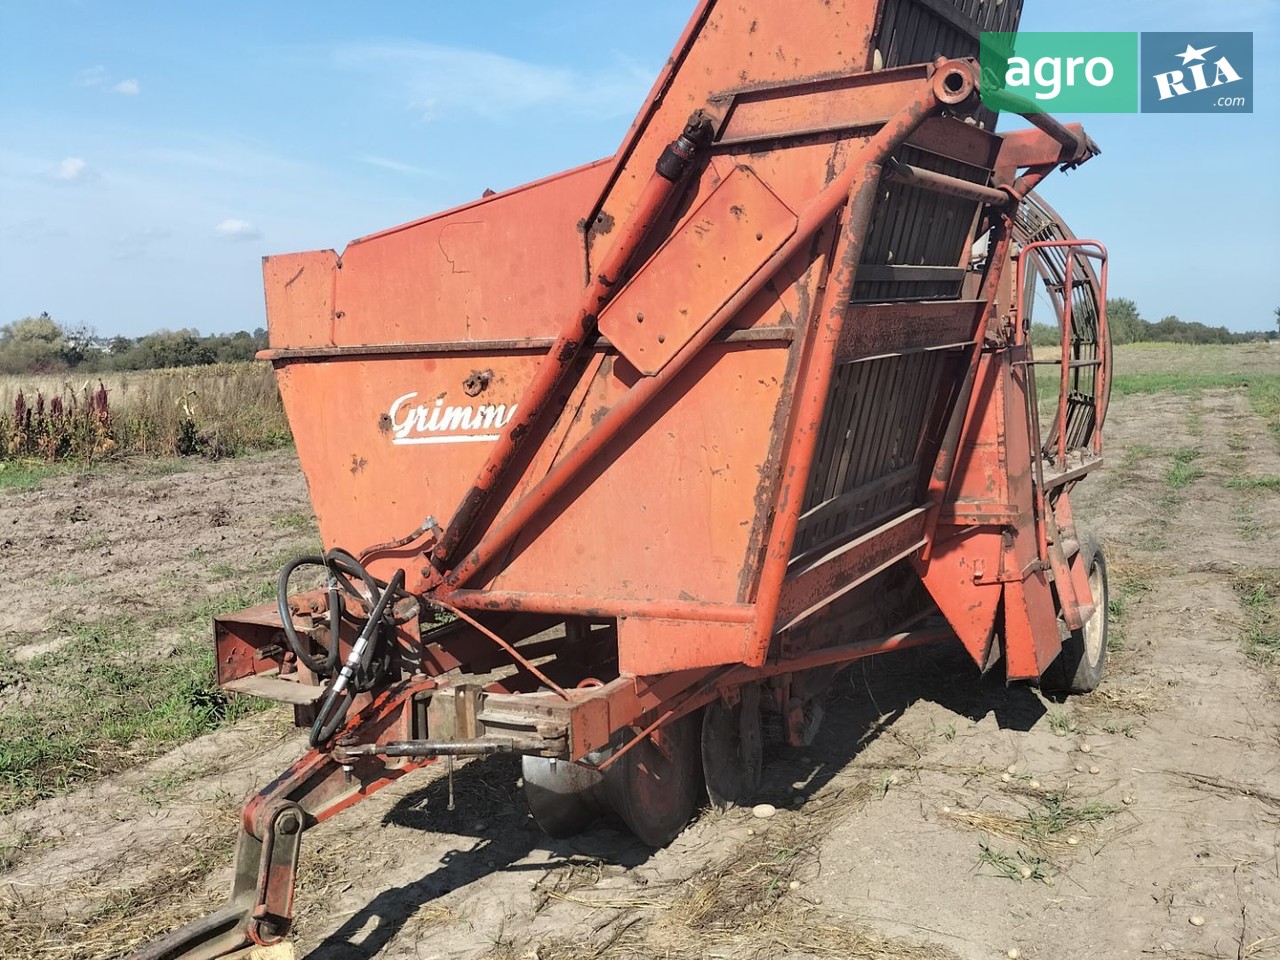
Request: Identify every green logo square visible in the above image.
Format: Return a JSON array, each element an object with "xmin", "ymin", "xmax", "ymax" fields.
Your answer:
[{"xmin": 980, "ymin": 32, "xmax": 1139, "ymax": 113}]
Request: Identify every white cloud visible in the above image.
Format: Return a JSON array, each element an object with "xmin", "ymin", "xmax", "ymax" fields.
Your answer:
[
  {"xmin": 357, "ymin": 154, "xmax": 438, "ymax": 177},
  {"xmin": 53, "ymin": 157, "xmax": 94, "ymax": 182},
  {"xmin": 334, "ymin": 42, "xmax": 650, "ymax": 123},
  {"xmin": 214, "ymin": 218, "xmax": 263, "ymax": 241},
  {"xmin": 3, "ymin": 217, "xmax": 69, "ymax": 243},
  {"xmin": 113, "ymin": 226, "xmax": 172, "ymax": 261},
  {"xmin": 76, "ymin": 66, "xmax": 109, "ymax": 88},
  {"xmin": 112, "ymin": 79, "xmax": 140, "ymax": 95}
]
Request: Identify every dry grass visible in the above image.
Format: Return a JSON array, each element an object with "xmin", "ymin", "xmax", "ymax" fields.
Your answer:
[
  {"xmin": 942, "ymin": 789, "xmax": 1118, "ymax": 856},
  {"xmin": 503, "ymin": 768, "xmax": 961, "ymax": 960},
  {"xmin": 0, "ymin": 362, "xmax": 290, "ymax": 460},
  {"xmin": 0, "ymin": 803, "xmax": 238, "ymax": 960},
  {"xmin": 1082, "ymin": 682, "xmax": 1160, "ymax": 718},
  {"xmin": 524, "ymin": 898, "xmax": 960, "ymax": 960}
]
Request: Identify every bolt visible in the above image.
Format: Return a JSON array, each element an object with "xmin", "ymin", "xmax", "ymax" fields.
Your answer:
[{"xmin": 277, "ymin": 811, "xmax": 301, "ymax": 835}]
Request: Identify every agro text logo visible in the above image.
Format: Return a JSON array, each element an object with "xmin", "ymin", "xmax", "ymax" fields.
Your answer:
[{"xmin": 979, "ymin": 32, "xmax": 1138, "ymax": 113}]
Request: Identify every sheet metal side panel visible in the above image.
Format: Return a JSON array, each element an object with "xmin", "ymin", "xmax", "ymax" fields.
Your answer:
[
  {"xmin": 323, "ymin": 161, "xmax": 614, "ymax": 347},
  {"xmin": 585, "ymin": 0, "xmax": 882, "ymax": 281},
  {"xmin": 480, "ymin": 339, "xmax": 793, "ymax": 608}
]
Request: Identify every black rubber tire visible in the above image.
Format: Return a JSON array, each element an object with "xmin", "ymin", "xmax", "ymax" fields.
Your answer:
[
  {"xmin": 1041, "ymin": 528, "xmax": 1108, "ymax": 695},
  {"xmin": 610, "ymin": 712, "xmax": 704, "ymax": 848},
  {"xmin": 701, "ymin": 687, "xmax": 763, "ymax": 811}
]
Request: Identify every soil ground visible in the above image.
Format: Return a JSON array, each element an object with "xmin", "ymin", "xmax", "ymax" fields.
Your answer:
[{"xmin": 2, "ymin": 346, "xmax": 1278, "ymax": 960}]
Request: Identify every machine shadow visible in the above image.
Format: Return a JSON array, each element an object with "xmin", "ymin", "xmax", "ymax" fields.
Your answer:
[
  {"xmin": 754, "ymin": 640, "xmax": 1048, "ymax": 807},
  {"xmin": 305, "ymin": 640, "xmax": 1044, "ymax": 958},
  {"xmin": 305, "ymin": 755, "xmax": 655, "ymax": 960}
]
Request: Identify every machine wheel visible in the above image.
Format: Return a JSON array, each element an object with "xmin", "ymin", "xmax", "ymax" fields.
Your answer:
[
  {"xmin": 523, "ymin": 714, "xmax": 704, "ymax": 847},
  {"xmin": 522, "ymin": 754, "xmax": 608, "ymax": 838},
  {"xmin": 610, "ymin": 712, "xmax": 704, "ymax": 847},
  {"xmin": 701, "ymin": 685, "xmax": 763, "ymax": 810},
  {"xmin": 1042, "ymin": 529, "xmax": 1108, "ymax": 694}
]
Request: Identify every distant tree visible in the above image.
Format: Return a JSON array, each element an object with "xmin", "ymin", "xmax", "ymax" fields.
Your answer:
[
  {"xmin": 1105, "ymin": 298, "xmax": 1148, "ymax": 345},
  {"xmin": 1029, "ymin": 323, "xmax": 1059, "ymax": 347},
  {"xmin": 1274, "ymin": 306, "xmax": 1279, "ymax": 338},
  {"xmin": 0, "ymin": 312, "xmax": 69, "ymax": 373},
  {"xmin": 61, "ymin": 322, "xmax": 98, "ymax": 367},
  {"xmin": 122, "ymin": 329, "xmax": 216, "ymax": 370},
  {"xmin": 0, "ymin": 315, "xmax": 275, "ymax": 373}
]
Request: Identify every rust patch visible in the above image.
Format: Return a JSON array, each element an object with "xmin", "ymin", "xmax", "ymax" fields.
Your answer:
[
  {"xmin": 377, "ymin": 413, "xmax": 392, "ymax": 434},
  {"xmin": 350, "ymin": 455, "xmax": 368, "ymax": 475},
  {"xmin": 462, "ymin": 369, "xmax": 493, "ymax": 397},
  {"xmin": 284, "ymin": 266, "xmax": 304, "ymax": 289},
  {"xmin": 590, "ymin": 210, "xmax": 616, "ymax": 237}
]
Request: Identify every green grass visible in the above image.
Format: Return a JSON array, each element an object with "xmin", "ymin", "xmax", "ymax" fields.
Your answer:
[
  {"xmin": 1109, "ymin": 365, "xmax": 1280, "ymax": 449},
  {"xmin": 1106, "ymin": 594, "xmax": 1128, "ymax": 653},
  {"xmin": 1231, "ymin": 570, "xmax": 1280, "ymax": 668},
  {"xmin": 976, "ymin": 843, "xmax": 1047, "ymax": 883},
  {"xmin": 1163, "ymin": 447, "xmax": 1204, "ymax": 489},
  {"xmin": 0, "ymin": 579, "xmax": 278, "ymax": 815},
  {"xmin": 1117, "ymin": 443, "xmax": 1157, "ymax": 474},
  {"xmin": 1249, "ymin": 377, "xmax": 1280, "ymax": 445},
  {"xmin": 1046, "ymin": 710, "xmax": 1076, "ymax": 736},
  {"xmin": 272, "ymin": 510, "xmax": 316, "ymax": 532},
  {"xmin": 1110, "ymin": 372, "xmax": 1272, "ymax": 397},
  {"xmin": 0, "ymin": 454, "xmax": 204, "ymax": 495},
  {"xmin": 1225, "ymin": 474, "xmax": 1280, "ymax": 491},
  {"xmin": 0, "ymin": 460, "xmax": 67, "ymax": 491},
  {"xmin": 1101, "ymin": 719, "xmax": 1137, "ymax": 738},
  {"xmin": 1021, "ymin": 791, "xmax": 1117, "ymax": 843}
]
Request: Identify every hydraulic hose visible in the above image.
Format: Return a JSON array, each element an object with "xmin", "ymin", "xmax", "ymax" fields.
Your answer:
[
  {"xmin": 309, "ymin": 568, "xmax": 406, "ymax": 748},
  {"xmin": 275, "ymin": 550, "xmax": 382, "ymax": 677}
]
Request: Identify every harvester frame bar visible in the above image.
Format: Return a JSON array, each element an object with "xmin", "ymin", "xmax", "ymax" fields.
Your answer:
[{"xmin": 433, "ymin": 60, "xmax": 973, "ymax": 603}]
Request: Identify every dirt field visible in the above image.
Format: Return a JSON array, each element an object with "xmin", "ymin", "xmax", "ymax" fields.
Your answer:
[{"xmin": 2, "ymin": 345, "xmax": 1278, "ymax": 960}]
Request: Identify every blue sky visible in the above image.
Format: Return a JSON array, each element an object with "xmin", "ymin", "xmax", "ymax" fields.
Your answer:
[{"xmin": 1, "ymin": 1, "xmax": 1276, "ymax": 337}]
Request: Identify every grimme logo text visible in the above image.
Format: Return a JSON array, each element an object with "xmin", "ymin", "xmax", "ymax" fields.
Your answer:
[
  {"xmin": 1152, "ymin": 43, "xmax": 1243, "ymax": 101},
  {"xmin": 387, "ymin": 392, "xmax": 517, "ymax": 445}
]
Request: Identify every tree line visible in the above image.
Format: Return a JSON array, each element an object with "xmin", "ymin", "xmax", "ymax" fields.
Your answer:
[
  {"xmin": 1030, "ymin": 299, "xmax": 1277, "ymax": 348},
  {"xmin": 0, "ymin": 313, "xmax": 268, "ymax": 374},
  {"xmin": 2, "ymin": 303, "xmax": 1275, "ymax": 377}
]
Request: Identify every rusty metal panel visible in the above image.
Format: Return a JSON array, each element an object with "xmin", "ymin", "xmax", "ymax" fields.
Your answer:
[
  {"xmin": 714, "ymin": 64, "xmax": 933, "ymax": 145},
  {"xmin": 794, "ymin": 349, "xmax": 947, "ymax": 558},
  {"xmin": 839, "ymin": 300, "xmax": 982, "ymax": 359},
  {"xmin": 274, "ymin": 352, "xmax": 540, "ymax": 583},
  {"xmin": 214, "ymin": 601, "xmax": 289, "ymax": 686},
  {"xmin": 617, "ymin": 617, "xmax": 755, "ymax": 675},
  {"xmin": 585, "ymin": 0, "xmax": 884, "ymax": 279},
  {"xmin": 777, "ymin": 507, "xmax": 929, "ymax": 630},
  {"xmin": 263, "ymin": 251, "xmax": 339, "ymax": 349},
  {"xmin": 321, "ymin": 160, "xmax": 613, "ymax": 347},
  {"xmin": 482, "ymin": 340, "xmax": 793, "ymax": 608},
  {"xmin": 598, "ymin": 167, "xmax": 797, "ymax": 376}
]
